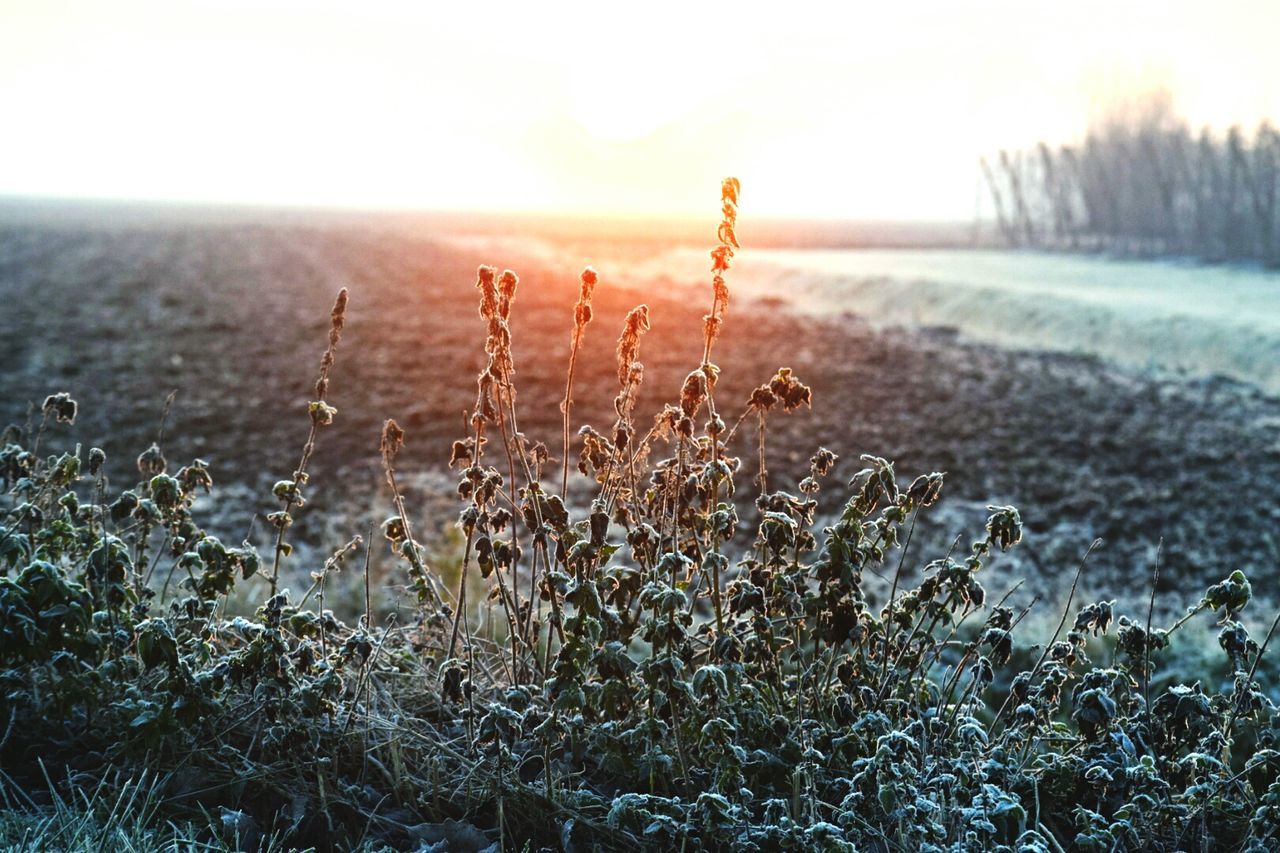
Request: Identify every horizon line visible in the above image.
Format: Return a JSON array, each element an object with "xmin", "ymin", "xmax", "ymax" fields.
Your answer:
[{"xmin": 0, "ymin": 191, "xmax": 973, "ymax": 229}]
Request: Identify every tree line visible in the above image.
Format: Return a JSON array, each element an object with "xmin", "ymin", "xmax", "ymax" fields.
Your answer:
[{"xmin": 981, "ymin": 93, "xmax": 1280, "ymax": 266}]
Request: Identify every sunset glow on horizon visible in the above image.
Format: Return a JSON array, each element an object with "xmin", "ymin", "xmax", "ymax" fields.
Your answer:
[{"xmin": 2, "ymin": 0, "xmax": 1278, "ymax": 220}]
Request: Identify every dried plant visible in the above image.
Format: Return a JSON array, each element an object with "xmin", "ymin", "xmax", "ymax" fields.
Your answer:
[
  {"xmin": 1, "ymin": 178, "xmax": 1278, "ymax": 853},
  {"xmin": 267, "ymin": 287, "xmax": 347, "ymax": 595},
  {"xmin": 561, "ymin": 267, "xmax": 598, "ymax": 499}
]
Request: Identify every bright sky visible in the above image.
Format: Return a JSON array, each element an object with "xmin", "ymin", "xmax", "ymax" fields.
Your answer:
[{"xmin": 1, "ymin": 0, "xmax": 1277, "ymax": 220}]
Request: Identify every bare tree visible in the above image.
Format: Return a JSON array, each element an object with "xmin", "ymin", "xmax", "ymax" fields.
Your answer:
[{"xmin": 980, "ymin": 91, "xmax": 1280, "ymax": 266}]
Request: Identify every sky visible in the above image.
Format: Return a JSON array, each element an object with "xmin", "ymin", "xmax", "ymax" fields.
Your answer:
[{"xmin": 1, "ymin": 0, "xmax": 1277, "ymax": 220}]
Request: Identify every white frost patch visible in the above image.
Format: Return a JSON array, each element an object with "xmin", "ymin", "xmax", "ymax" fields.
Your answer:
[{"xmin": 618, "ymin": 246, "xmax": 1280, "ymax": 394}]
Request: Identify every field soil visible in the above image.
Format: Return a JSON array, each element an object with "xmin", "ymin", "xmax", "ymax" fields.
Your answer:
[{"xmin": 2, "ymin": 208, "xmax": 1279, "ymax": 616}]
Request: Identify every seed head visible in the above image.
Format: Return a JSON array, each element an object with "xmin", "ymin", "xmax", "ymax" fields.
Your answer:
[
  {"xmin": 42, "ymin": 393, "xmax": 78, "ymax": 425},
  {"xmin": 450, "ymin": 439, "xmax": 470, "ymax": 468},
  {"xmin": 381, "ymin": 418, "xmax": 405, "ymax": 462},
  {"xmin": 713, "ymin": 274, "xmax": 729, "ymax": 308},
  {"xmin": 760, "ymin": 367, "xmax": 812, "ymax": 413},
  {"xmin": 680, "ymin": 369, "xmax": 708, "ymax": 418},
  {"xmin": 382, "ymin": 515, "xmax": 408, "ymax": 545},
  {"xmin": 577, "ymin": 425, "xmax": 612, "ymax": 476},
  {"xmin": 573, "ymin": 267, "xmax": 598, "ymax": 329},
  {"xmin": 474, "ymin": 373, "xmax": 498, "ymax": 426},
  {"xmin": 177, "ymin": 459, "xmax": 213, "ymax": 494},
  {"xmin": 527, "ymin": 440, "xmax": 549, "ymax": 469},
  {"xmin": 906, "ymin": 472, "xmax": 945, "ymax": 507},
  {"xmin": 810, "ymin": 447, "xmax": 839, "ymax": 477},
  {"xmin": 137, "ymin": 442, "xmax": 166, "ymax": 477},
  {"xmin": 616, "ymin": 304, "xmax": 651, "ymax": 385},
  {"xmin": 497, "ymin": 269, "xmax": 518, "ymax": 318},
  {"xmin": 476, "ymin": 265, "xmax": 499, "ymax": 320},
  {"xmin": 703, "ymin": 314, "xmax": 723, "ymax": 349},
  {"xmin": 330, "ymin": 287, "xmax": 348, "ymax": 334},
  {"xmin": 315, "ymin": 288, "xmax": 349, "ymax": 398},
  {"xmin": 309, "ymin": 400, "xmax": 337, "ymax": 426},
  {"xmin": 498, "ymin": 268, "xmax": 518, "ymax": 296},
  {"xmin": 721, "ymin": 176, "xmax": 740, "ymax": 207},
  {"xmin": 710, "ymin": 245, "xmax": 734, "ymax": 274},
  {"xmin": 749, "ymin": 386, "xmax": 776, "ymax": 410},
  {"xmin": 613, "ymin": 423, "xmax": 633, "ymax": 451},
  {"xmin": 650, "ymin": 404, "xmax": 682, "ymax": 441}
]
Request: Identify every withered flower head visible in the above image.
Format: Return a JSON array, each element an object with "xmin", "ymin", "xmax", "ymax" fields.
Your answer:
[
  {"xmin": 381, "ymin": 419, "xmax": 405, "ymax": 461},
  {"xmin": 617, "ymin": 304, "xmax": 651, "ymax": 385},
  {"xmin": 137, "ymin": 442, "xmax": 166, "ymax": 477},
  {"xmin": 721, "ymin": 176, "xmax": 740, "ymax": 208},
  {"xmin": 476, "ymin": 265, "xmax": 499, "ymax": 320},
  {"xmin": 498, "ymin": 268, "xmax": 518, "ymax": 294},
  {"xmin": 680, "ymin": 369, "xmax": 708, "ymax": 418},
  {"xmin": 572, "ymin": 267, "xmax": 598, "ymax": 328},
  {"xmin": 497, "ymin": 269, "xmax": 519, "ymax": 317},
  {"xmin": 42, "ymin": 393, "xmax": 78, "ymax": 425},
  {"xmin": 810, "ymin": 447, "xmax": 839, "ymax": 477},
  {"xmin": 907, "ymin": 472, "xmax": 946, "ymax": 507},
  {"xmin": 87, "ymin": 446, "xmax": 106, "ymax": 476},
  {"xmin": 330, "ymin": 287, "xmax": 349, "ymax": 333},
  {"xmin": 768, "ymin": 367, "xmax": 812, "ymax": 413},
  {"xmin": 449, "ymin": 439, "xmax": 471, "ymax": 468}
]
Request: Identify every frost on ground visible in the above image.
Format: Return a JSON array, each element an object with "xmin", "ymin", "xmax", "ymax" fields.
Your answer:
[{"xmin": 611, "ymin": 245, "xmax": 1280, "ymax": 393}]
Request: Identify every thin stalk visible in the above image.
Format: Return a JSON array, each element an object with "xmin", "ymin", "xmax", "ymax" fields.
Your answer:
[
  {"xmin": 269, "ymin": 288, "xmax": 348, "ymax": 596},
  {"xmin": 1143, "ymin": 540, "xmax": 1162, "ymax": 718},
  {"xmin": 992, "ymin": 539, "xmax": 1100, "ymax": 738},
  {"xmin": 561, "ymin": 268, "xmax": 597, "ymax": 499},
  {"xmin": 561, "ymin": 326, "xmax": 584, "ymax": 500},
  {"xmin": 1222, "ymin": 606, "xmax": 1280, "ymax": 742}
]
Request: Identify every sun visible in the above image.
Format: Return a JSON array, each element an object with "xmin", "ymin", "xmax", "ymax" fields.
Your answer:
[
  {"xmin": 562, "ymin": 25, "xmax": 723, "ymax": 144},
  {"xmin": 566, "ymin": 71, "xmax": 690, "ymax": 142}
]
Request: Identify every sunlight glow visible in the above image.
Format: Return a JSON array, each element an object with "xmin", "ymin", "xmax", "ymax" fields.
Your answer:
[{"xmin": 0, "ymin": 0, "xmax": 1277, "ymax": 219}]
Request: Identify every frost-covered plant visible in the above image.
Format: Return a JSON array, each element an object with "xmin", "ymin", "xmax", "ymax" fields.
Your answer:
[{"xmin": 1, "ymin": 180, "xmax": 1278, "ymax": 851}]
